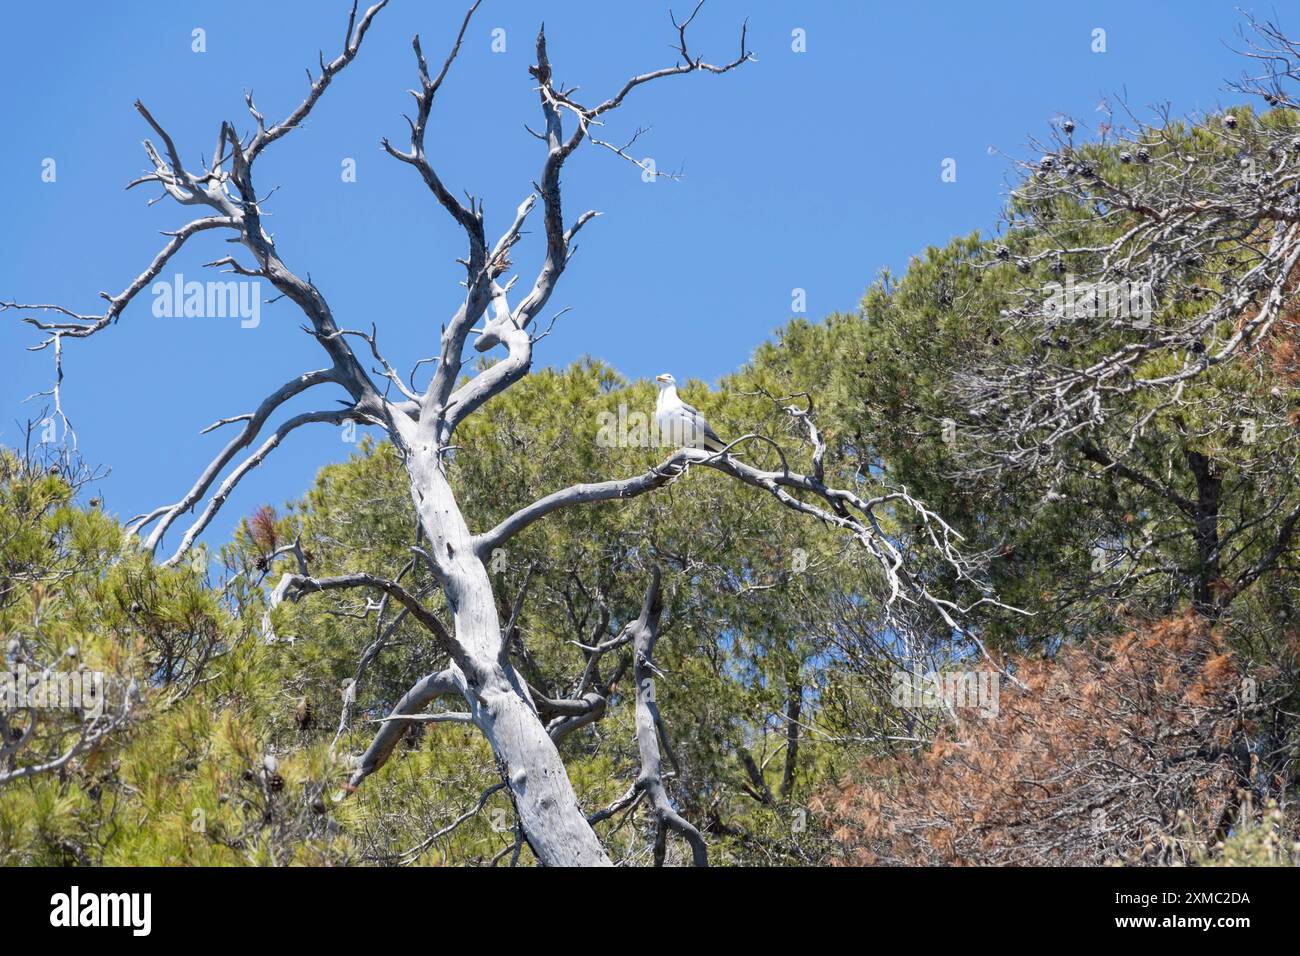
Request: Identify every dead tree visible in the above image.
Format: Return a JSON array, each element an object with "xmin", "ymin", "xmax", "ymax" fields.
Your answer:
[{"xmin": 6, "ymin": 2, "xmax": 993, "ymax": 864}]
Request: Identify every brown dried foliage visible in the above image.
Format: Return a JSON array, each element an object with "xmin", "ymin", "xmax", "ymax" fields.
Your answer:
[
  {"xmin": 248, "ymin": 504, "xmax": 279, "ymax": 553},
  {"xmin": 815, "ymin": 615, "xmax": 1275, "ymax": 865}
]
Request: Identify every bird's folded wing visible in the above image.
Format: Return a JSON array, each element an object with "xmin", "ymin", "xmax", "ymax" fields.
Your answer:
[
  {"xmin": 680, "ymin": 402, "xmax": 725, "ymax": 449},
  {"xmin": 700, "ymin": 421, "xmax": 725, "ymax": 450}
]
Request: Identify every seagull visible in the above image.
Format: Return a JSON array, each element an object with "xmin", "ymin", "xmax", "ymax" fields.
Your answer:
[{"xmin": 655, "ymin": 373, "xmax": 728, "ymax": 452}]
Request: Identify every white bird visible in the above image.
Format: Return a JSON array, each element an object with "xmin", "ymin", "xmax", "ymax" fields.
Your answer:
[{"xmin": 655, "ymin": 373, "xmax": 727, "ymax": 452}]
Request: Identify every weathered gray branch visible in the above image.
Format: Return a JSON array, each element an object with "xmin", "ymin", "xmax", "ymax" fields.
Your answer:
[
  {"xmin": 628, "ymin": 568, "xmax": 708, "ymax": 866},
  {"xmin": 268, "ymin": 571, "xmax": 454, "ymax": 650},
  {"xmin": 347, "ymin": 667, "xmax": 467, "ymax": 789},
  {"xmin": 130, "ymin": 370, "xmax": 339, "ymax": 550},
  {"xmin": 472, "ymin": 441, "xmax": 1015, "ymax": 644}
]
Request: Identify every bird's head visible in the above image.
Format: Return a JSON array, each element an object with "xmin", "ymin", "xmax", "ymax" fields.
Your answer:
[{"xmin": 655, "ymin": 372, "xmax": 677, "ymax": 389}]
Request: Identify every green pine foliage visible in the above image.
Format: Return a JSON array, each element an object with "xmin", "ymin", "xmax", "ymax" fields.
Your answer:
[{"xmin": 4, "ymin": 114, "xmax": 1300, "ymax": 867}]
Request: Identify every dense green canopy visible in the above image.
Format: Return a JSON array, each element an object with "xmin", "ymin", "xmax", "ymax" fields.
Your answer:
[{"xmin": 4, "ymin": 105, "xmax": 1300, "ymax": 867}]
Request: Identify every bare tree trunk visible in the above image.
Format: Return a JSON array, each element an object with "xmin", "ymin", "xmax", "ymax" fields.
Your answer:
[
  {"xmin": 780, "ymin": 679, "xmax": 802, "ymax": 800},
  {"xmin": 1185, "ymin": 450, "xmax": 1223, "ymax": 620},
  {"xmin": 407, "ymin": 450, "xmax": 611, "ymax": 866},
  {"xmin": 629, "ymin": 569, "xmax": 709, "ymax": 866}
]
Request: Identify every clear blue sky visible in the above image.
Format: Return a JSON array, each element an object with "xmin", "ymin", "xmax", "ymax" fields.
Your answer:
[{"xmin": 0, "ymin": 1, "xmax": 1261, "ymax": 551}]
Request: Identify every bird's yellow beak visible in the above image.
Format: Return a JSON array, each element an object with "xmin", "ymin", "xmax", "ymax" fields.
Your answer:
[{"xmin": 655, "ymin": 374, "xmax": 669, "ymax": 382}]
